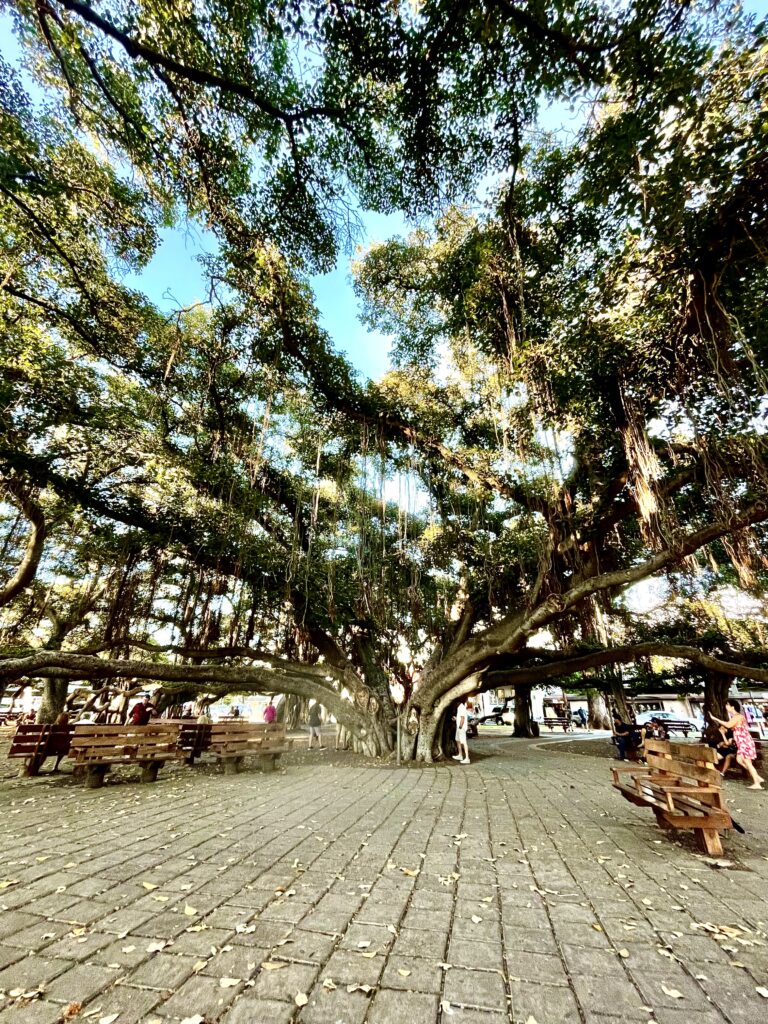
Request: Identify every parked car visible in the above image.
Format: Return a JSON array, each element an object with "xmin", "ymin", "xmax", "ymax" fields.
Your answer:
[
  {"xmin": 467, "ymin": 712, "xmax": 479, "ymax": 738},
  {"xmin": 634, "ymin": 710, "xmax": 703, "ymax": 735}
]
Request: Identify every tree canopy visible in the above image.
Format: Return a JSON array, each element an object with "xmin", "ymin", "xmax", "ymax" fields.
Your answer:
[{"xmin": 1, "ymin": 0, "xmax": 768, "ymax": 757}]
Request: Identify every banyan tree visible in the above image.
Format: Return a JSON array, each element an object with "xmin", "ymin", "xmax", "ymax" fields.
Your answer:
[{"xmin": 2, "ymin": 2, "xmax": 768, "ymax": 759}]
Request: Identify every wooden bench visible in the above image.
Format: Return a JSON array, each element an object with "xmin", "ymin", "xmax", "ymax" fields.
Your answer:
[
  {"xmin": 612, "ymin": 738, "xmax": 732, "ymax": 856},
  {"xmin": 69, "ymin": 724, "xmax": 181, "ymax": 788},
  {"xmin": 208, "ymin": 722, "xmax": 291, "ymax": 774},
  {"xmin": 658, "ymin": 719, "xmax": 698, "ymax": 737},
  {"xmin": 542, "ymin": 717, "xmax": 573, "ymax": 732},
  {"xmin": 8, "ymin": 724, "xmax": 74, "ymax": 776}
]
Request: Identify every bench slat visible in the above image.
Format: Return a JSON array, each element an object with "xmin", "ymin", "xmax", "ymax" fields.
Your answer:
[
  {"xmin": 644, "ymin": 752, "xmax": 721, "ymax": 782},
  {"xmin": 644, "ymin": 738, "xmax": 717, "ymax": 763}
]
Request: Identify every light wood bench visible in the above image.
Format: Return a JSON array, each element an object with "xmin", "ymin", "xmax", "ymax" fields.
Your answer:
[
  {"xmin": 69, "ymin": 724, "xmax": 181, "ymax": 788},
  {"xmin": 542, "ymin": 716, "xmax": 573, "ymax": 732},
  {"xmin": 8, "ymin": 724, "xmax": 74, "ymax": 776},
  {"xmin": 612, "ymin": 737, "xmax": 732, "ymax": 856},
  {"xmin": 208, "ymin": 722, "xmax": 291, "ymax": 774}
]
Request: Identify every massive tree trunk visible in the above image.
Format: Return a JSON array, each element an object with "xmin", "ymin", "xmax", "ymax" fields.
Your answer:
[
  {"xmin": 587, "ymin": 688, "xmax": 611, "ymax": 729},
  {"xmin": 606, "ymin": 677, "xmax": 631, "ymax": 722},
  {"xmin": 512, "ymin": 682, "xmax": 537, "ymax": 737},
  {"xmin": 282, "ymin": 694, "xmax": 305, "ymax": 730},
  {"xmin": 703, "ymin": 670, "xmax": 730, "ymax": 720},
  {"xmin": 38, "ymin": 678, "xmax": 68, "ymax": 722}
]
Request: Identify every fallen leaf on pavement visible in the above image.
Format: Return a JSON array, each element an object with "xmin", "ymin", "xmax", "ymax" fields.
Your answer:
[
  {"xmin": 661, "ymin": 985, "xmax": 684, "ymax": 999},
  {"xmin": 322, "ymin": 978, "xmax": 336, "ymax": 990},
  {"xmin": 295, "ymin": 993, "xmax": 308, "ymax": 1006},
  {"xmin": 346, "ymin": 984, "xmax": 373, "ymax": 994}
]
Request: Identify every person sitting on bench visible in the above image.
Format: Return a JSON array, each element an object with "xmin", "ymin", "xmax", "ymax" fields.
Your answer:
[{"xmin": 612, "ymin": 716, "xmax": 643, "ymax": 760}]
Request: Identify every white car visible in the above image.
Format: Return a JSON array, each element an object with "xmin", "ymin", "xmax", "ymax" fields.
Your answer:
[{"xmin": 634, "ymin": 710, "xmax": 703, "ymax": 735}]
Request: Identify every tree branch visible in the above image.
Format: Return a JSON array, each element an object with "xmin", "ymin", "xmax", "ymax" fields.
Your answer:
[{"xmin": 0, "ymin": 480, "xmax": 47, "ymax": 608}]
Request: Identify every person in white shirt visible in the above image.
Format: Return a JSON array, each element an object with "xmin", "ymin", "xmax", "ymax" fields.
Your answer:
[{"xmin": 452, "ymin": 701, "xmax": 470, "ymax": 764}]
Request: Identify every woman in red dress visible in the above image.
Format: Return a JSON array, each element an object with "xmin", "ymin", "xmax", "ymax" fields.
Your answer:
[{"xmin": 710, "ymin": 699, "xmax": 764, "ymax": 789}]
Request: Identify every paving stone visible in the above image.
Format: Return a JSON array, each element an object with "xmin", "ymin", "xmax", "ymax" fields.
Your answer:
[
  {"xmin": 123, "ymin": 952, "xmax": 200, "ymax": 990},
  {"xmin": 448, "ymin": 937, "xmax": 504, "ymax": 972},
  {"xmin": 319, "ymin": 950, "xmax": 385, "ymax": 987},
  {"xmin": 249, "ymin": 961, "xmax": 319, "ymax": 1002},
  {"xmin": 297, "ymin": 984, "xmax": 372, "ymax": 1024},
  {"xmin": 443, "ymin": 965, "xmax": 507, "ymax": 1010},
  {"xmin": 0, "ymin": 999, "xmax": 66, "ymax": 1024},
  {"xmin": 43, "ymin": 931, "xmax": 115, "ymax": 962},
  {"xmin": 0, "ymin": 956, "xmax": 70, "ymax": 992},
  {"xmin": 506, "ymin": 949, "xmax": 569, "ymax": 984},
  {"xmin": 392, "ymin": 927, "xmax": 448, "ymax": 959},
  {"xmin": 86, "ymin": 984, "xmax": 161, "ymax": 1024},
  {"xmin": 509, "ymin": 980, "xmax": 580, "ymax": 1024},
  {"xmin": 200, "ymin": 945, "xmax": 269, "ymax": 980},
  {"xmin": 379, "ymin": 955, "xmax": 443, "ymax": 993},
  {"xmin": 559, "ymin": 943, "xmax": 628, "ymax": 976},
  {"xmin": 367, "ymin": 988, "xmax": 440, "ymax": 1023},
  {"xmin": 44, "ymin": 962, "xmax": 121, "ymax": 1003},
  {"xmin": 0, "ymin": 914, "xmax": 43, "ymax": 941},
  {"xmin": 157, "ymin": 973, "xmax": 241, "ymax": 1020},
  {"xmin": 221, "ymin": 996, "xmax": 296, "ymax": 1024},
  {"xmin": 570, "ymin": 973, "xmax": 655, "ymax": 1017}
]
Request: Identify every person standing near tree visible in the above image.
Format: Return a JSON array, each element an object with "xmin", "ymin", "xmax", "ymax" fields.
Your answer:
[
  {"xmin": 308, "ymin": 701, "xmax": 325, "ymax": 749},
  {"xmin": 709, "ymin": 700, "xmax": 764, "ymax": 789},
  {"xmin": 263, "ymin": 698, "xmax": 276, "ymax": 724},
  {"xmin": 452, "ymin": 700, "xmax": 470, "ymax": 764}
]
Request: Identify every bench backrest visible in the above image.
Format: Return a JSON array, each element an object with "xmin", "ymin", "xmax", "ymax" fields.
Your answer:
[
  {"xmin": 162, "ymin": 720, "xmax": 212, "ymax": 749},
  {"xmin": 643, "ymin": 738, "xmax": 722, "ymax": 803},
  {"xmin": 9, "ymin": 724, "xmax": 74, "ymax": 759},
  {"xmin": 70, "ymin": 723, "xmax": 180, "ymax": 760},
  {"xmin": 208, "ymin": 721, "xmax": 287, "ymax": 754}
]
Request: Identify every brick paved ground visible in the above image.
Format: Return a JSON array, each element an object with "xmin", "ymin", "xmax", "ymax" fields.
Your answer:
[{"xmin": 0, "ymin": 735, "xmax": 766, "ymax": 1024}]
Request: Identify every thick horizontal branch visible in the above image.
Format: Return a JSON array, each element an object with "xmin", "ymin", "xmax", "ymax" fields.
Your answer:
[
  {"xmin": 483, "ymin": 642, "xmax": 768, "ymax": 689},
  {"xmin": 0, "ymin": 649, "xmax": 374, "ymax": 735},
  {"xmin": 419, "ymin": 499, "xmax": 768, "ymax": 703}
]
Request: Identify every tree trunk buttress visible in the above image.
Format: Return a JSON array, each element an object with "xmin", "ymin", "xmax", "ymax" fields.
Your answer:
[
  {"xmin": 703, "ymin": 671, "xmax": 730, "ymax": 721},
  {"xmin": 513, "ymin": 682, "xmax": 537, "ymax": 737},
  {"xmin": 587, "ymin": 688, "xmax": 611, "ymax": 729}
]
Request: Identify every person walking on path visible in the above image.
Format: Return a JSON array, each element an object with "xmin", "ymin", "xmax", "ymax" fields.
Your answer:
[
  {"xmin": 308, "ymin": 701, "xmax": 325, "ymax": 749},
  {"xmin": 452, "ymin": 700, "xmax": 470, "ymax": 764},
  {"xmin": 709, "ymin": 699, "xmax": 764, "ymax": 788},
  {"xmin": 263, "ymin": 699, "xmax": 276, "ymax": 724}
]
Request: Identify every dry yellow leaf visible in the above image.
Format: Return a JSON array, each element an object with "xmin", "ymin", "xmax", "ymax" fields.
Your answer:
[{"xmin": 295, "ymin": 993, "xmax": 308, "ymax": 1006}]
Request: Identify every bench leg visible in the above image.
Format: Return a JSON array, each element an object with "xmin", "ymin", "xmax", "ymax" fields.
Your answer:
[
  {"xmin": 695, "ymin": 828, "xmax": 724, "ymax": 857},
  {"xmin": 85, "ymin": 765, "xmax": 108, "ymax": 789},
  {"xmin": 256, "ymin": 755, "xmax": 277, "ymax": 772},
  {"xmin": 20, "ymin": 754, "xmax": 44, "ymax": 778},
  {"xmin": 223, "ymin": 757, "xmax": 242, "ymax": 775},
  {"xmin": 140, "ymin": 761, "xmax": 160, "ymax": 784}
]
